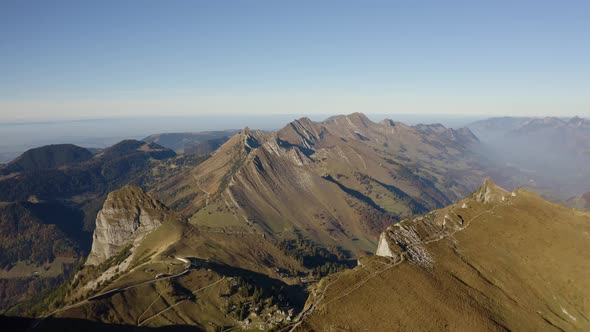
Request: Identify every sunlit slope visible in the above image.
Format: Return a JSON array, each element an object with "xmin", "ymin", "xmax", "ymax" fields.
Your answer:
[
  {"xmin": 297, "ymin": 181, "xmax": 590, "ymax": 331},
  {"xmin": 47, "ymin": 187, "xmax": 308, "ymax": 330},
  {"xmin": 155, "ymin": 113, "xmax": 487, "ymax": 256}
]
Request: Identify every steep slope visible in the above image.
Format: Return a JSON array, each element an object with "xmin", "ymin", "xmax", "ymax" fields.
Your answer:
[
  {"xmin": 85, "ymin": 186, "xmax": 173, "ymax": 266},
  {"xmin": 0, "ymin": 202, "xmax": 84, "ymax": 311},
  {"xmin": 2, "ymin": 114, "xmax": 501, "ymax": 328},
  {"xmin": 0, "ymin": 140, "xmax": 178, "ymax": 314},
  {"xmin": 296, "ymin": 180, "xmax": 590, "ymax": 331},
  {"xmin": 0, "ymin": 140, "xmax": 176, "ymax": 230},
  {"xmin": 0, "ymin": 140, "xmax": 175, "ymax": 203},
  {"xmin": 156, "ymin": 113, "xmax": 487, "ymax": 257},
  {"xmin": 0, "ymin": 144, "xmax": 93, "ymax": 175},
  {"xmin": 36, "ymin": 187, "xmax": 309, "ymax": 331}
]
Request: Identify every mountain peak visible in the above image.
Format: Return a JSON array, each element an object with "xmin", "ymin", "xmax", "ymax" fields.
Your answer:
[
  {"xmin": 100, "ymin": 140, "xmax": 176, "ymax": 159},
  {"xmin": 348, "ymin": 112, "xmax": 370, "ymax": 121},
  {"xmin": 380, "ymin": 118, "xmax": 396, "ymax": 127},
  {"xmin": 85, "ymin": 185, "xmax": 172, "ymax": 266},
  {"xmin": 2, "ymin": 144, "xmax": 93, "ymax": 174},
  {"xmin": 276, "ymin": 117, "xmax": 322, "ymax": 149},
  {"xmin": 472, "ymin": 179, "xmax": 509, "ymax": 203},
  {"xmin": 334, "ymin": 112, "xmax": 373, "ymax": 127}
]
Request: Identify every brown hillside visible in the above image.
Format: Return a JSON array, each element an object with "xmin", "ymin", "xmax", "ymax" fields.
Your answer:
[
  {"xmin": 154, "ymin": 113, "xmax": 487, "ymax": 256},
  {"xmin": 295, "ymin": 180, "xmax": 590, "ymax": 331}
]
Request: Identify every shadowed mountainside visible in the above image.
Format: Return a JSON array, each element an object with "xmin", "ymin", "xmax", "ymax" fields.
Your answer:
[
  {"xmin": 27, "ymin": 113, "xmax": 498, "ymax": 330},
  {"xmin": 0, "ymin": 144, "xmax": 94, "ymax": 175},
  {"xmin": 0, "ymin": 140, "xmax": 180, "ymax": 313},
  {"xmin": 142, "ymin": 130, "xmax": 239, "ymax": 154}
]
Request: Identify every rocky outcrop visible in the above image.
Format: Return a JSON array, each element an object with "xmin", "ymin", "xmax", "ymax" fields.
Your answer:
[
  {"xmin": 376, "ymin": 180, "xmax": 513, "ymax": 268},
  {"xmin": 375, "ymin": 232, "xmax": 394, "ymax": 258},
  {"xmin": 85, "ymin": 186, "xmax": 171, "ymax": 266},
  {"xmin": 472, "ymin": 178, "xmax": 509, "ymax": 203}
]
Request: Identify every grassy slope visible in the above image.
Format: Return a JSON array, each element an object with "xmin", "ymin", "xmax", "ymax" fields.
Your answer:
[
  {"xmin": 159, "ymin": 114, "xmax": 487, "ymax": 263},
  {"xmin": 52, "ymin": 214, "xmax": 308, "ymax": 329},
  {"xmin": 298, "ymin": 187, "xmax": 590, "ymax": 331},
  {"xmin": 0, "ymin": 141, "xmax": 182, "ymax": 314}
]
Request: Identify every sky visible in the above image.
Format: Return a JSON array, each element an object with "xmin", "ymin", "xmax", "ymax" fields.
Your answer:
[{"xmin": 1, "ymin": 0, "xmax": 589, "ymax": 121}]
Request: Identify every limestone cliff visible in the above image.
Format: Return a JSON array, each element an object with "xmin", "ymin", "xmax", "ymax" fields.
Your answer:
[
  {"xmin": 375, "ymin": 232, "xmax": 394, "ymax": 258},
  {"xmin": 85, "ymin": 186, "xmax": 171, "ymax": 266}
]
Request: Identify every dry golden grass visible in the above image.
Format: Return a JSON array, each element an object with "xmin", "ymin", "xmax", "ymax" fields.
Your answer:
[{"xmin": 298, "ymin": 187, "xmax": 590, "ymax": 331}]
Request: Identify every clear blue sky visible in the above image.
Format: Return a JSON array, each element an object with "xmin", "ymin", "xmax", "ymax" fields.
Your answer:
[{"xmin": 1, "ymin": 0, "xmax": 589, "ymax": 121}]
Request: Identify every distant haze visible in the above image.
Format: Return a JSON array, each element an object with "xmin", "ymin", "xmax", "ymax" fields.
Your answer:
[
  {"xmin": 2, "ymin": 1, "xmax": 590, "ymax": 120},
  {"xmin": 0, "ymin": 114, "xmax": 483, "ymax": 163}
]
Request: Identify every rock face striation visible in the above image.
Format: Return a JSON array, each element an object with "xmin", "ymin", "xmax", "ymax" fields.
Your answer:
[
  {"xmin": 85, "ymin": 186, "xmax": 171, "ymax": 266},
  {"xmin": 154, "ymin": 112, "xmax": 488, "ymax": 256}
]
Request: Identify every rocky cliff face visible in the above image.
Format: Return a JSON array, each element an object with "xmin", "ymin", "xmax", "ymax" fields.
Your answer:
[
  {"xmin": 376, "ymin": 179, "xmax": 512, "ymax": 267},
  {"xmin": 85, "ymin": 186, "xmax": 171, "ymax": 266},
  {"xmin": 154, "ymin": 113, "xmax": 488, "ymax": 256}
]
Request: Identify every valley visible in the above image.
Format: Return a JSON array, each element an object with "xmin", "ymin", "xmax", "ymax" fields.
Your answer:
[
  {"xmin": 4, "ymin": 3, "xmax": 590, "ymax": 330},
  {"xmin": 0, "ymin": 114, "xmax": 588, "ymax": 331}
]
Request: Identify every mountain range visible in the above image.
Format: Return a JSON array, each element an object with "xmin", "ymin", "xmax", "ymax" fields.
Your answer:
[
  {"xmin": 0, "ymin": 113, "xmax": 588, "ymax": 331},
  {"xmin": 148, "ymin": 113, "xmax": 488, "ymax": 256}
]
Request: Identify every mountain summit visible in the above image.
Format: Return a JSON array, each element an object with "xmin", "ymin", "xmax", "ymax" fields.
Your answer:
[
  {"xmin": 86, "ymin": 186, "xmax": 173, "ymax": 266},
  {"xmin": 154, "ymin": 113, "xmax": 485, "ymax": 256}
]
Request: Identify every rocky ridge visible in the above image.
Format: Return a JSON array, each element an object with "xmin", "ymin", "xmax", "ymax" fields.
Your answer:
[
  {"xmin": 376, "ymin": 179, "xmax": 511, "ymax": 267},
  {"xmin": 155, "ymin": 113, "xmax": 487, "ymax": 256},
  {"xmin": 85, "ymin": 186, "xmax": 172, "ymax": 266}
]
